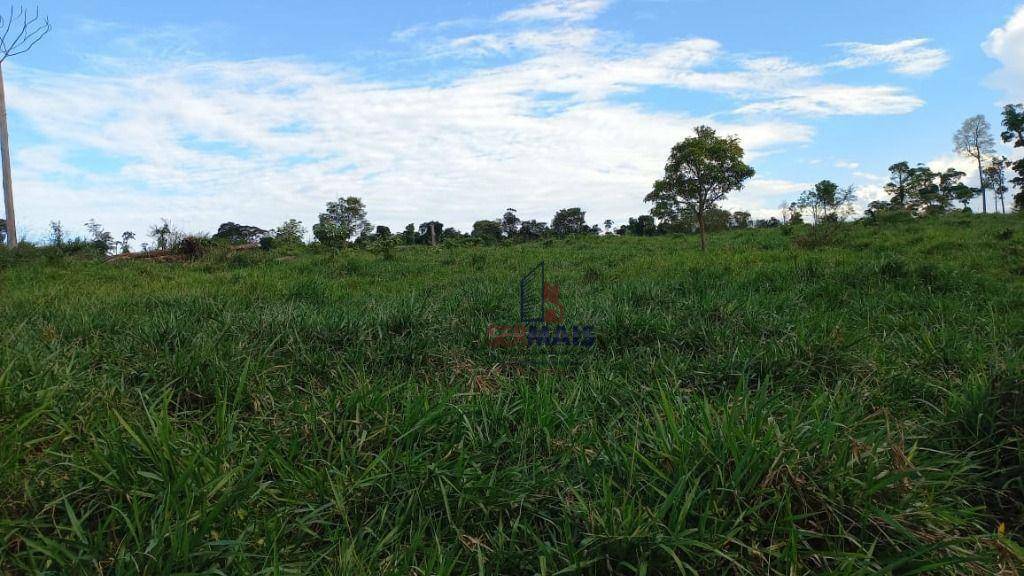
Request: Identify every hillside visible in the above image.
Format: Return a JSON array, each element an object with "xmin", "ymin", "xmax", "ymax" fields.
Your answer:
[{"xmin": 1, "ymin": 216, "xmax": 1023, "ymax": 574}]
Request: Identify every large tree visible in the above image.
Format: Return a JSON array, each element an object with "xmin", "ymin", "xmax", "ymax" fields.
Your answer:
[
  {"xmin": 954, "ymin": 115, "xmax": 997, "ymax": 213},
  {"xmin": 883, "ymin": 162, "xmax": 914, "ymax": 207},
  {"xmin": 1000, "ymin": 104, "xmax": 1024, "ymax": 211},
  {"xmin": 550, "ymin": 207, "xmax": 591, "ymax": 236},
  {"xmin": 937, "ymin": 168, "xmax": 972, "ymax": 212},
  {"xmin": 471, "ymin": 220, "xmax": 502, "ymax": 244},
  {"xmin": 313, "ymin": 196, "xmax": 369, "ymax": 248},
  {"xmin": 645, "ymin": 125, "xmax": 755, "ymax": 250},
  {"xmin": 500, "ymin": 208, "xmax": 520, "ymax": 238},
  {"xmin": 625, "ymin": 215, "xmax": 658, "ymax": 236},
  {"xmin": 213, "ymin": 222, "xmax": 268, "ymax": 244},
  {"xmin": 417, "ymin": 221, "xmax": 444, "ymax": 245},
  {"xmin": 517, "ymin": 219, "xmax": 549, "ymax": 240}
]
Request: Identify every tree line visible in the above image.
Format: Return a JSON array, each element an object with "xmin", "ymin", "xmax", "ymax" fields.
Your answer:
[{"xmin": 7, "ymin": 104, "xmax": 1022, "ymax": 256}]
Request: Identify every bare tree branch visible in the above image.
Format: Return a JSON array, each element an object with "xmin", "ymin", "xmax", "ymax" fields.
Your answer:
[{"xmin": 0, "ymin": 5, "xmax": 50, "ymax": 64}]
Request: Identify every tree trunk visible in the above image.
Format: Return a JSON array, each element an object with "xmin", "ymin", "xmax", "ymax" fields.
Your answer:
[
  {"xmin": 697, "ymin": 211, "xmax": 706, "ymax": 251},
  {"xmin": 0, "ymin": 64, "xmax": 16, "ymax": 248},
  {"xmin": 430, "ymin": 223, "xmax": 436, "ymax": 246},
  {"xmin": 977, "ymin": 155, "xmax": 987, "ymax": 214}
]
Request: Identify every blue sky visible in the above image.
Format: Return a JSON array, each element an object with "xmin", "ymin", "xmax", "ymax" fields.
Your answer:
[{"xmin": 7, "ymin": 0, "xmax": 1024, "ymax": 242}]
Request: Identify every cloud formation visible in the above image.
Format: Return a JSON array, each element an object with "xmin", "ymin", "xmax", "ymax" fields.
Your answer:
[
  {"xmin": 833, "ymin": 39, "xmax": 949, "ymax": 76},
  {"xmin": 6, "ymin": 0, "xmax": 938, "ymax": 240},
  {"xmin": 983, "ymin": 4, "xmax": 1024, "ymax": 100},
  {"xmin": 500, "ymin": 0, "xmax": 611, "ymax": 23}
]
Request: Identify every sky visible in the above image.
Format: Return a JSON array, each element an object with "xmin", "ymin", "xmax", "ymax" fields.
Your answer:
[{"xmin": 5, "ymin": 0, "xmax": 1024, "ymax": 242}]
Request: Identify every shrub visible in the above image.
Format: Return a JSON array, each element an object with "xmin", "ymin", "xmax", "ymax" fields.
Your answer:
[{"xmin": 179, "ymin": 236, "xmax": 211, "ymax": 259}]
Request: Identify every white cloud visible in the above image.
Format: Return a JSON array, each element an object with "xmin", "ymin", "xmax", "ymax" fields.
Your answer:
[
  {"xmin": 833, "ymin": 39, "xmax": 949, "ymax": 76},
  {"xmin": 7, "ymin": 57, "xmax": 813, "ymax": 240},
  {"xmin": 852, "ymin": 171, "xmax": 885, "ymax": 183},
  {"xmin": 3, "ymin": 0, "xmax": 937, "ymax": 240},
  {"xmin": 835, "ymin": 160, "xmax": 860, "ymax": 170},
  {"xmin": 855, "ymin": 184, "xmax": 888, "ymax": 205},
  {"xmin": 983, "ymin": 4, "xmax": 1024, "ymax": 99},
  {"xmin": 446, "ymin": 28, "xmax": 601, "ymax": 56},
  {"xmin": 926, "ymin": 154, "xmax": 983, "ymax": 186},
  {"xmin": 500, "ymin": 0, "xmax": 611, "ymax": 23},
  {"xmin": 734, "ymin": 85, "xmax": 923, "ymax": 117}
]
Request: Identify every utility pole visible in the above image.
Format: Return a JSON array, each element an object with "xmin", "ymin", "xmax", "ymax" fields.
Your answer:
[{"xmin": 0, "ymin": 6, "xmax": 50, "ymax": 248}]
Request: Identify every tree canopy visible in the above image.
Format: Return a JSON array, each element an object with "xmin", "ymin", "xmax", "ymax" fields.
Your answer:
[
  {"xmin": 954, "ymin": 115, "xmax": 997, "ymax": 213},
  {"xmin": 550, "ymin": 208, "xmax": 593, "ymax": 236},
  {"xmin": 214, "ymin": 222, "xmax": 268, "ymax": 245},
  {"xmin": 1001, "ymin": 104, "xmax": 1024, "ymax": 211},
  {"xmin": 313, "ymin": 197, "xmax": 369, "ymax": 248},
  {"xmin": 645, "ymin": 125, "xmax": 755, "ymax": 250}
]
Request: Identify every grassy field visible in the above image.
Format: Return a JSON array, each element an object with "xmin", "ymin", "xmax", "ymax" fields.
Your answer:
[{"xmin": 1, "ymin": 215, "xmax": 1023, "ymax": 574}]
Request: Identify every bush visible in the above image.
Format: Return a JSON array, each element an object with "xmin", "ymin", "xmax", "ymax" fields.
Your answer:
[
  {"xmin": 870, "ymin": 209, "xmax": 915, "ymax": 226},
  {"xmin": 792, "ymin": 224, "xmax": 840, "ymax": 249},
  {"xmin": 371, "ymin": 234, "xmax": 400, "ymax": 260},
  {"xmin": 179, "ymin": 236, "xmax": 211, "ymax": 259}
]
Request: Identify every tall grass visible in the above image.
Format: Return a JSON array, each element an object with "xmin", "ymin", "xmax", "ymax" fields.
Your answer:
[{"xmin": 1, "ymin": 215, "xmax": 1022, "ymax": 574}]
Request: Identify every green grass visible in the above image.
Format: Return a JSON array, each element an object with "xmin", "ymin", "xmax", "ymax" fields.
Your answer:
[{"xmin": 1, "ymin": 215, "xmax": 1022, "ymax": 574}]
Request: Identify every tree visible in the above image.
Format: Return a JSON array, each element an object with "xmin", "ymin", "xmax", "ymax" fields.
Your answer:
[
  {"xmin": 49, "ymin": 220, "xmax": 64, "ymax": 247},
  {"xmin": 313, "ymin": 196, "xmax": 369, "ymax": 248},
  {"xmin": 500, "ymin": 208, "xmax": 520, "ymax": 238},
  {"xmin": 214, "ymin": 222, "xmax": 268, "ymax": 244},
  {"xmin": 884, "ymin": 162, "xmax": 913, "ymax": 207},
  {"xmin": 518, "ymin": 219, "xmax": 549, "ymax": 240},
  {"xmin": 780, "ymin": 202, "xmax": 797, "ymax": 225},
  {"xmin": 374, "ymin": 225, "xmax": 392, "ymax": 240},
  {"xmin": 0, "ymin": 7, "xmax": 50, "ymax": 248},
  {"xmin": 982, "ymin": 157, "xmax": 1009, "ymax": 215},
  {"xmin": 799, "ymin": 180, "xmax": 856, "ymax": 224},
  {"xmin": 788, "ymin": 203, "xmax": 804, "ymax": 225},
  {"xmin": 937, "ymin": 168, "xmax": 970, "ymax": 212},
  {"xmin": 149, "ymin": 219, "xmax": 183, "ymax": 250},
  {"xmin": 1000, "ymin": 104, "xmax": 1024, "ymax": 210},
  {"xmin": 864, "ymin": 201, "xmax": 891, "ymax": 220},
  {"xmin": 402, "ymin": 223, "xmax": 416, "ymax": 245},
  {"xmin": 119, "ymin": 231, "xmax": 135, "ymax": 254},
  {"xmin": 703, "ymin": 207, "xmax": 732, "ymax": 232},
  {"xmin": 550, "ymin": 207, "xmax": 591, "ymax": 236},
  {"xmin": 471, "ymin": 220, "xmax": 502, "ymax": 244},
  {"xmin": 908, "ymin": 166, "xmax": 941, "ymax": 213},
  {"xmin": 954, "ymin": 115, "xmax": 997, "ymax": 213},
  {"xmin": 0, "ymin": 216, "xmax": 5, "ymax": 244},
  {"xmin": 953, "ymin": 184, "xmax": 979, "ymax": 211},
  {"xmin": 625, "ymin": 215, "xmax": 658, "ymax": 236},
  {"xmin": 732, "ymin": 211, "xmax": 751, "ymax": 229},
  {"xmin": 84, "ymin": 219, "xmax": 114, "ymax": 254},
  {"xmin": 645, "ymin": 126, "xmax": 755, "ymax": 250},
  {"xmin": 417, "ymin": 221, "xmax": 444, "ymax": 245},
  {"xmin": 275, "ymin": 219, "xmax": 306, "ymax": 245},
  {"xmin": 603, "ymin": 219, "xmax": 614, "ymax": 234},
  {"xmin": 657, "ymin": 210, "xmax": 697, "ymax": 234}
]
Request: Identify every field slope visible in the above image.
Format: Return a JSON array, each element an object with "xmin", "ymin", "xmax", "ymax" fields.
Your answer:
[{"xmin": 2, "ymin": 216, "xmax": 1023, "ymax": 574}]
